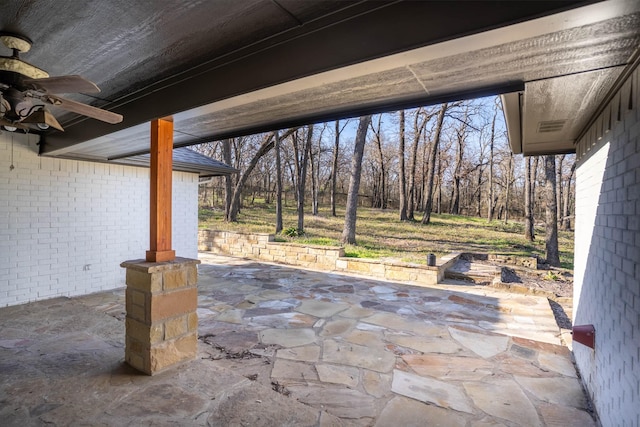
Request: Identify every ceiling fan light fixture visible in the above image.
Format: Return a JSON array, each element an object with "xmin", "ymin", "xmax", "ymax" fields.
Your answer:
[
  {"xmin": 22, "ymin": 107, "xmax": 64, "ymax": 132},
  {"xmin": 2, "ymin": 125, "xmax": 17, "ymax": 132},
  {"xmin": 0, "ymin": 33, "xmax": 33, "ymax": 53}
]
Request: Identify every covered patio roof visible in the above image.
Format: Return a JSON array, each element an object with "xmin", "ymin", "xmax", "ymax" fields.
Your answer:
[
  {"xmin": 2, "ymin": 1, "xmax": 638, "ymax": 159},
  {"xmin": 116, "ymin": 147, "xmax": 238, "ymax": 177}
]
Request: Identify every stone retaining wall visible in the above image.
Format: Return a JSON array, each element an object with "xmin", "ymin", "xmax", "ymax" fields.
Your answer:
[{"xmin": 198, "ymin": 230, "xmax": 457, "ymax": 286}]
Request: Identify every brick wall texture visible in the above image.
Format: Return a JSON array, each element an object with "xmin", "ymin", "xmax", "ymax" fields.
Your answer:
[
  {"xmin": 573, "ymin": 63, "xmax": 639, "ymax": 427},
  {"xmin": 0, "ymin": 133, "xmax": 199, "ymax": 307}
]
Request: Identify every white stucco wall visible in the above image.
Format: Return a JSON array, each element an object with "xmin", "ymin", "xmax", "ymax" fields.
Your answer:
[
  {"xmin": 573, "ymin": 64, "xmax": 639, "ymax": 427},
  {"xmin": 0, "ymin": 132, "xmax": 199, "ymax": 307}
]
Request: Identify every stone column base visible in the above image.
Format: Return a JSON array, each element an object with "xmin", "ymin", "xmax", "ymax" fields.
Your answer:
[{"xmin": 120, "ymin": 257, "xmax": 200, "ymax": 375}]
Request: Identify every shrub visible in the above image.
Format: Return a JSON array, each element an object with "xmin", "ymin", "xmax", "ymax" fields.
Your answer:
[{"xmin": 283, "ymin": 227, "xmax": 302, "ymax": 237}]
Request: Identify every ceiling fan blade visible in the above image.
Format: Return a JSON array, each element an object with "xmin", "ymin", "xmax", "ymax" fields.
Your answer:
[
  {"xmin": 46, "ymin": 95, "xmax": 123, "ymax": 124},
  {"xmin": 0, "ymin": 117, "xmax": 29, "ymax": 130},
  {"xmin": 23, "ymin": 75, "xmax": 100, "ymax": 94}
]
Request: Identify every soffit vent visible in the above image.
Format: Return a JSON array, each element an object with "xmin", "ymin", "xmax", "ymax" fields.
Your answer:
[{"xmin": 537, "ymin": 120, "xmax": 566, "ymax": 133}]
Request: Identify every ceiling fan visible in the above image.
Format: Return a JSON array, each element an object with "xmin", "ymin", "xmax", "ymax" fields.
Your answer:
[{"xmin": 0, "ymin": 32, "xmax": 123, "ymax": 132}]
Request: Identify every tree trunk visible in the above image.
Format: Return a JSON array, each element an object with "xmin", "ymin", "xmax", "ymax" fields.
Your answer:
[
  {"xmin": 419, "ymin": 132, "xmax": 429, "ymax": 211},
  {"xmin": 331, "ymin": 120, "xmax": 341, "ymax": 217},
  {"xmin": 544, "ymin": 155, "xmax": 560, "ymax": 266},
  {"xmin": 371, "ymin": 115, "xmax": 387, "ymax": 209},
  {"xmin": 556, "ymin": 154, "xmax": 564, "ymax": 227},
  {"xmin": 222, "ymin": 139, "xmax": 233, "ymax": 219},
  {"xmin": 264, "ymin": 173, "xmax": 271, "ymax": 204},
  {"xmin": 398, "ymin": 110, "xmax": 408, "ymax": 220},
  {"xmin": 341, "ymin": 115, "xmax": 372, "ymax": 244},
  {"xmin": 487, "ymin": 108, "xmax": 497, "ymax": 221},
  {"xmin": 562, "ymin": 162, "xmax": 576, "ymax": 230},
  {"xmin": 407, "ymin": 108, "xmax": 427, "ymax": 220},
  {"xmin": 504, "ymin": 152, "xmax": 513, "ymax": 224},
  {"xmin": 524, "ymin": 157, "xmax": 535, "ymax": 241},
  {"xmin": 421, "ymin": 103, "xmax": 448, "ymax": 224},
  {"xmin": 476, "ymin": 166, "xmax": 483, "ymax": 217},
  {"xmin": 450, "ymin": 119, "xmax": 465, "ymax": 215},
  {"xmin": 275, "ymin": 131, "xmax": 283, "ymax": 233},
  {"xmin": 436, "ymin": 152, "xmax": 442, "ymax": 214},
  {"xmin": 309, "ymin": 131, "xmax": 319, "ymax": 216},
  {"xmin": 296, "ymin": 125, "xmax": 314, "ymax": 234}
]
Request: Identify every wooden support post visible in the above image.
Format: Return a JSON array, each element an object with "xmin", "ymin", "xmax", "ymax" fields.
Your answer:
[{"xmin": 146, "ymin": 118, "xmax": 176, "ymax": 262}]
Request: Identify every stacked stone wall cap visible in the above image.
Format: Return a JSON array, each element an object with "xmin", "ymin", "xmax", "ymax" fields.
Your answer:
[{"xmin": 121, "ymin": 257, "xmax": 201, "ymax": 273}]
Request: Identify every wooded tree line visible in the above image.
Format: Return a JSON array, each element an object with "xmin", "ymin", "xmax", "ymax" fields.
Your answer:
[{"xmin": 195, "ymin": 96, "xmax": 575, "ymax": 265}]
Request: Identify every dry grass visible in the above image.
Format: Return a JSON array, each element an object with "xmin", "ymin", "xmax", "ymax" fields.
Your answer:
[{"xmin": 199, "ymin": 203, "xmax": 574, "ymax": 269}]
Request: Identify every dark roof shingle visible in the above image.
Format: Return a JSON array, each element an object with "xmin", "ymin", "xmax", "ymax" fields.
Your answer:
[{"xmin": 113, "ymin": 147, "xmax": 237, "ymax": 177}]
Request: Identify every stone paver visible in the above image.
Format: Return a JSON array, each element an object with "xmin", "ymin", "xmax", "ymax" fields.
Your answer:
[
  {"xmin": 515, "ymin": 376, "xmax": 588, "ymax": 408},
  {"xmin": 464, "ymin": 379, "xmax": 542, "ymax": 426},
  {"xmin": 386, "ymin": 331, "xmax": 463, "ymax": 354},
  {"xmin": 250, "ymin": 311, "xmax": 317, "ymax": 328},
  {"xmin": 539, "ymin": 403, "xmax": 597, "ymax": 427},
  {"xmin": 287, "ymin": 384, "xmax": 378, "ymax": 419},
  {"xmin": 449, "ymin": 326, "xmax": 510, "ymax": 358},
  {"xmin": 296, "ymin": 299, "xmax": 349, "ymax": 317},
  {"xmin": 319, "ymin": 318, "xmax": 357, "ymax": 337},
  {"xmin": 316, "ymin": 363, "xmax": 359, "ymax": 387},
  {"xmin": 402, "ymin": 354, "xmax": 493, "ymax": 381},
  {"xmin": 259, "ymin": 327, "xmax": 317, "ymax": 347},
  {"xmin": 537, "ymin": 352, "xmax": 578, "ymax": 377},
  {"xmin": 0, "ymin": 253, "xmax": 595, "ymax": 426},
  {"xmin": 271, "ymin": 358, "xmax": 319, "ymax": 381},
  {"xmin": 362, "ymin": 370, "xmax": 392, "ymax": 398},
  {"xmin": 323, "ymin": 339, "xmax": 396, "ymax": 373},
  {"xmin": 376, "ymin": 396, "xmax": 467, "ymax": 427},
  {"xmin": 392, "ymin": 369, "xmax": 475, "ymax": 413},
  {"xmin": 276, "ymin": 345, "xmax": 321, "ymax": 362}
]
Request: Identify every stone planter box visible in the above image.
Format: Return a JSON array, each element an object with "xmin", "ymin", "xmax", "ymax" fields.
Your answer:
[{"xmin": 198, "ymin": 230, "xmax": 461, "ymax": 288}]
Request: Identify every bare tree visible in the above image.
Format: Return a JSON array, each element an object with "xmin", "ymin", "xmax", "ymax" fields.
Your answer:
[
  {"xmin": 227, "ymin": 134, "xmax": 274, "ymax": 221},
  {"xmin": 370, "ymin": 115, "xmax": 387, "ymax": 209},
  {"xmin": 503, "ymin": 152, "xmax": 513, "ymax": 224},
  {"xmin": 200, "ymin": 97, "xmax": 541, "ymax": 234},
  {"xmin": 562, "ymin": 162, "xmax": 576, "ymax": 230},
  {"xmin": 544, "ymin": 155, "xmax": 560, "ymax": 266},
  {"xmin": 450, "ymin": 108, "xmax": 468, "ymax": 215},
  {"xmin": 309, "ymin": 124, "xmax": 325, "ymax": 216},
  {"xmin": 398, "ymin": 110, "xmax": 408, "ymax": 220},
  {"xmin": 227, "ymin": 129, "xmax": 296, "ymax": 222},
  {"xmin": 274, "ymin": 131, "xmax": 283, "ymax": 233},
  {"xmin": 330, "ymin": 120, "xmax": 349, "ymax": 217},
  {"xmin": 292, "ymin": 125, "xmax": 314, "ymax": 234},
  {"xmin": 342, "ymin": 115, "xmax": 372, "ymax": 244},
  {"xmin": 555, "ymin": 154, "xmax": 564, "ymax": 225},
  {"xmin": 222, "ymin": 139, "xmax": 233, "ymax": 218},
  {"xmin": 421, "ymin": 103, "xmax": 448, "ymax": 225},
  {"xmin": 524, "ymin": 157, "xmax": 535, "ymax": 241},
  {"xmin": 487, "ymin": 106, "xmax": 497, "ymax": 221},
  {"xmin": 407, "ymin": 108, "xmax": 429, "ymax": 220}
]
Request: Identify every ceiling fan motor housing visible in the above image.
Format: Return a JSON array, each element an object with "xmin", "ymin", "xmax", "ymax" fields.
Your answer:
[{"xmin": 1, "ymin": 87, "xmax": 28, "ymax": 121}]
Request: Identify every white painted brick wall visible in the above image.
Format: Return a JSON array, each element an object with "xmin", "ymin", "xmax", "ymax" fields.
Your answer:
[
  {"xmin": 0, "ymin": 132, "xmax": 199, "ymax": 307},
  {"xmin": 574, "ymin": 64, "xmax": 640, "ymax": 427}
]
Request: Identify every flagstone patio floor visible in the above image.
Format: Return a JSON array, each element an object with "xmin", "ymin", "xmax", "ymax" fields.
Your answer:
[{"xmin": 0, "ymin": 253, "xmax": 594, "ymax": 426}]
